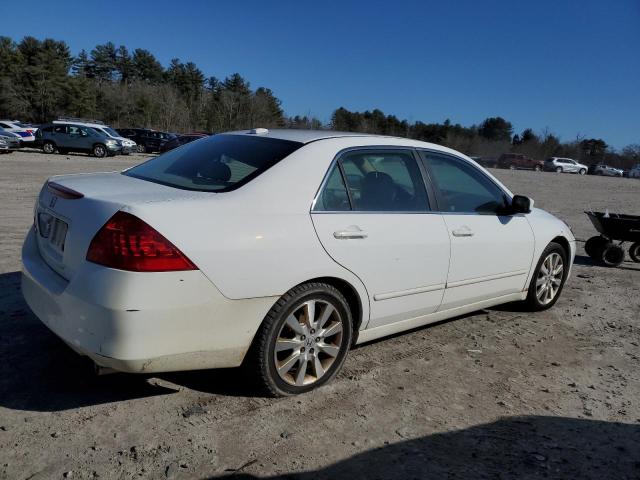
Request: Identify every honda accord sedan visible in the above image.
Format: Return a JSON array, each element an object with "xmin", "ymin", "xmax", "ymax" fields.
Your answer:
[{"xmin": 22, "ymin": 129, "xmax": 575, "ymax": 396}]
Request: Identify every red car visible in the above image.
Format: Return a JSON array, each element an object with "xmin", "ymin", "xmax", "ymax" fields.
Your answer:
[{"xmin": 497, "ymin": 153, "xmax": 544, "ymax": 171}]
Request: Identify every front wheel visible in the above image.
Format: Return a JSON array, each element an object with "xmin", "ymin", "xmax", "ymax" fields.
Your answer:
[
  {"xmin": 525, "ymin": 243, "xmax": 568, "ymax": 311},
  {"xmin": 247, "ymin": 282, "xmax": 353, "ymax": 397},
  {"xmin": 579, "ymin": 168, "xmax": 586, "ymax": 175},
  {"xmin": 136, "ymin": 144, "xmax": 145, "ymax": 153},
  {"xmin": 42, "ymin": 141, "xmax": 56, "ymax": 154},
  {"xmin": 93, "ymin": 144, "xmax": 107, "ymax": 158},
  {"xmin": 534, "ymin": 165, "xmax": 542, "ymax": 172},
  {"xmin": 602, "ymin": 244, "xmax": 625, "ymax": 267}
]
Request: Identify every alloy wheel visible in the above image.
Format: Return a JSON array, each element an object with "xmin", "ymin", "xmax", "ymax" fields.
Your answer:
[
  {"xmin": 273, "ymin": 299, "xmax": 344, "ymax": 387},
  {"xmin": 536, "ymin": 252, "xmax": 564, "ymax": 305}
]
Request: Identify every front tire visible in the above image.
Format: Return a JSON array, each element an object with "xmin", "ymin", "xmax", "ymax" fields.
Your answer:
[
  {"xmin": 579, "ymin": 168, "xmax": 586, "ymax": 175},
  {"xmin": 629, "ymin": 242, "xmax": 640, "ymax": 263},
  {"xmin": 93, "ymin": 144, "xmax": 107, "ymax": 158},
  {"xmin": 534, "ymin": 165, "xmax": 542, "ymax": 172},
  {"xmin": 525, "ymin": 242, "xmax": 568, "ymax": 311},
  {"xmin": 602, "ymin": 244, "xmax": 625, "ymax": 267},
  {"xmin": 136, "ymin": 144, "xmax": 145, "ymax": 153},
  {"xmin": 42, "ymin": 141, "xmax": 56, "ymax": 154},
  {"xmin": 248, "ymin": 282, "xmax": 353, "ymax": 397}
]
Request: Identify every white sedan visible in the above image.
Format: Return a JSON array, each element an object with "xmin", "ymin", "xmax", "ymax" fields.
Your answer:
[{"xmin": 22, "ymin": 129, "xmax": 575, "ymax": 396}]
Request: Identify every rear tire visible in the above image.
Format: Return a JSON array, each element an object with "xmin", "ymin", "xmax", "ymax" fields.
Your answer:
[
  {"xmin": 629, "ymin": 242, "xmax": 640, "ymax": 263},
  {"xmin": 93, "ymin": 144, "xmax": 107, "ymax": 158},
  {"xmin": 525, "ymin": 242, "xmax": 568, "ymax": 311},
  {"xmin": 136, "ymin": 144, "xmax": 145, "ymax": 153},
  {"xmin": 42, "ymin": 141, "xmax": 56, "ymax": 154},
  {"xmin": 584, "ymin": 236, "xmax": 608, "ymax": 258},
  {"xmin": 555, "ymin": 166, "xmax": 563, "ymax": 173},
  {"xmin": 534, "ymin": 165, "xmax": 542, "ymax": 172},
  {"xmin": 579, "ymin": 168, "xmax": 586, "ymax": 175},
  {"xmin": 246, "ymin": 282, "xmax": 353, "ymax": 397},
  {"xmin": 601, "ymin": 244, "xmax": 625, "ymax": 267},
  {"xmin": 509, "ymin": 165, "xmax": 516, "ymax": 170}
]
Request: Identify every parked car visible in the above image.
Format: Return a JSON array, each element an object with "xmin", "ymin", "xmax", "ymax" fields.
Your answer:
[
  {"xmin": 628, "ymin": 164, "xmax": 640, "ymax": 179},
  {"xmin": 0, "ymin": 127, "xmax": 22, "ymax": 151},
  {"xmin": 36, "ymin": 123, "xmax": 121, "ymax": 157},
  {"xmin": 544, "ymin": 157, "xmax": 588, "ymax": 174},
  {"xmin": 117, "ymin": 128, "xmax": 175, "ymax": 153},
  {"xmin": 591, "ymin": 164, "xmax": 624, "ymax": 177},
  {"xmin": 22, "ymin": 129, "xmax": 575, "ymax": 396},
  {"xmin": 159, "ymin": 133, "xmax": 207, "ymax": 153},
  {"xmin": 55, "ymin": 119, "xmax": 137, "ymax": 154},
  {"xmin": 497, "ymin": 153, "xmax": 544, "ymax": 171},
  {"xmin": 0, "ymin": 120, "xmax": 37, "ymax": 144}
]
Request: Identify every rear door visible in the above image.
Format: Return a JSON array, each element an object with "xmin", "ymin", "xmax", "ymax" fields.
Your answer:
[
  {"xmin": 311, "ymin": 148, "xmax": 451, "ymax": 329},
  {"xmin": 419, "ymin": 151, "xmax": 535, "ymax": 309},
  {"xmin": 52, "ymin": 125, "xmax": 70, "ymax": 147}
]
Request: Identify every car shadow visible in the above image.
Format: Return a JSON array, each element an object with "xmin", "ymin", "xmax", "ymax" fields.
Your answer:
[
  {"xmin": 207, "ymin": 416, "xmax": 640, "ymax": 479},
  {"xmin": 573, "ymin": 254, "xmax": 640, "ymax": 272},
  {"xmin": 0, "ymin": 271, "xmax": 179, "ymax": 412}
]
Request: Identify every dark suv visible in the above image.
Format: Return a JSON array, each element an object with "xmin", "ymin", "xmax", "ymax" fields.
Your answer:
[
  {"xmin": 497, "ymin": 153, "xmax": 544, "ymax": 171},
  {"xmin": 117, "ymin": 128, "xmax": 175, "ymax": 153}
]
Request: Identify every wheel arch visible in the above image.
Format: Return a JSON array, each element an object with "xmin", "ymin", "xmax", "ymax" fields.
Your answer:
[
  {"xmin": 551, "ymin": 235, "xmax": 571, "ymax": 258},
  {"xmin": 296, "ymin": 276, "xmax": 365, "ymax": 345}
]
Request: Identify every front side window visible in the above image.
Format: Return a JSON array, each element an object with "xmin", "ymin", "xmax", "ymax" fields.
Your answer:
[
  {"xmin": 125, "ymin": 134, "xmax": 302, "ymax": 192},
  {"xmin": 424, "ymin": 153, "xmax": 509, "ymax": 214},
  {"xmin": 53, "ymin": 125, "xmax": 67, "ymax": 134}
]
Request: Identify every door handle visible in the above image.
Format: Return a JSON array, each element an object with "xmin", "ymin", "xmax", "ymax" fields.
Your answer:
[
  {"xmin": 333, "ymin": 227, "xmax": 367, "ymax": 239},
  {"xmin": 452, "ymin": 226, "xmax": 474, "ymax": 237}
]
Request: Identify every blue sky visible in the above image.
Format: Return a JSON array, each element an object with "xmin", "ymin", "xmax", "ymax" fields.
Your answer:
[{"xmin": 5, "ymin": 0, "xmax": 639, "ymax": 148}]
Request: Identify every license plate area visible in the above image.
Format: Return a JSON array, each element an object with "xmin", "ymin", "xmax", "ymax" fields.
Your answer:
[{"xmin": 38, "ymin": 212, "xmax": 68, "ymax": 254}]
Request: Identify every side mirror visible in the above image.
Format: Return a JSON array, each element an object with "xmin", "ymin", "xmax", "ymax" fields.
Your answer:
[{"xmin": 511, "ymin": 195, "xmax": 533, "ymax": 214}]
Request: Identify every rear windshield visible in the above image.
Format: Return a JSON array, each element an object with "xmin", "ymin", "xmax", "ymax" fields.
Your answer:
[{"xmin": 124, "ymin": 134, "xmax": 303, "ymax": 192}]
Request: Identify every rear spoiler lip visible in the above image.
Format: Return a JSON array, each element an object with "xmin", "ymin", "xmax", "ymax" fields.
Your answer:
[{"xmin": 47, "ymin": 181, "xmax": 84, "ymax": 200}]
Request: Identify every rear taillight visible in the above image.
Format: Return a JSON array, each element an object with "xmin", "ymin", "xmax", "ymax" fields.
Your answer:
[{"xmin": 86, "ymin": 211, "xmax": 197, "ymax": 272}]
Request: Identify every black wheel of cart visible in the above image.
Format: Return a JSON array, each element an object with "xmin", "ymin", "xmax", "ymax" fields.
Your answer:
[
  {"xmin": 629, "ymin": 242, "xmax": 640, "ymax": 263},
  {"xmin": 601, "ymin": 244, "xmax": 625, "ymax": 267},
  {"xmin": 584, "ymin": 236, "xmax": 608, "ymax": 259}
]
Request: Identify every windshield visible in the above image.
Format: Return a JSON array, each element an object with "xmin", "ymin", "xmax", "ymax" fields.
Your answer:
[
  {"xmin": 102, "ymin": 127, "xmax": 120, "ymax": 138},
  {"xmin": 124, "ymin": 134, "xmax": 302, "ymax": 192}
]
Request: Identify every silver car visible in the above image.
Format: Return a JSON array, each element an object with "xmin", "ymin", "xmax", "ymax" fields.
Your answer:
[
  {"xmin": 544, "ymin": 157, "xmax": 588, "ymax": 174},
  {"xmin": 0, "ymin": 127, "xmax": 22, "ymax": 152},
  {"xmin": 593, "ymin": 164, "xmax": 624, "ymax": 177}
]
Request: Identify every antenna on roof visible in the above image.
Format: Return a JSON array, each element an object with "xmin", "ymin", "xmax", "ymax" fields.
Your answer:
[{"xmin": 248, "ymin": 128, "xmax": 269, "ymax": 135}]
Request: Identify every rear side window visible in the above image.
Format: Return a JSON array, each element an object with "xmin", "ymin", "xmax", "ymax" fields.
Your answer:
[
  {"xmin": 314, "ymin": 150, "xmax": 429, "ymax": 212},
  {"xmin": 424, "ymin": 153, "xmax": 508, "ymax": 214},
  {"xmin": 124, "ymin": 135, "xmax": 302, "ymax": 192}
]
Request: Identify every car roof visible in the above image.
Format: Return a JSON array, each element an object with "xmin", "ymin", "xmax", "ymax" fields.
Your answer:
[{"xmin": 222, "ymin": 128, "xmax": 391, "ymax": 144}]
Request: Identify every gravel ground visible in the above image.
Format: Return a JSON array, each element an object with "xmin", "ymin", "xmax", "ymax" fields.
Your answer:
[{"xmin": 0, "ymin": 149, "xmax": 639, "ymax": 479}]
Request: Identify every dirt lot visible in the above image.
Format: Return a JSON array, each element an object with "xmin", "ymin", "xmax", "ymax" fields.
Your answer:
[{"xmin": 1, "ymin": 149, "xmax": 639, "ymax": 479}]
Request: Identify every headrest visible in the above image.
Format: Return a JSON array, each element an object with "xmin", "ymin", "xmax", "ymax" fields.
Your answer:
[{"xmin": 199, "ymin": 162, "xmax": 231, "ymax": 182}]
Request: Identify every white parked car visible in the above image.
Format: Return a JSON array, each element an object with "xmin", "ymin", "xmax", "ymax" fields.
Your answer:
[
  {"xmin": 53, "ymin": 120, "xmax": 137, "ymax": 154},
  {"xmin": 22, "ymin": 130, "xmax": 575, "ymax": 396},
  {"xmin": 592, "ymin": 164, "xmax": 624, "ymax": 177},
  {"xmin": 544, "ymin": 157, "xmax": 588, "ymax": 174},
  {"xmin": 0, "ymin": 119, "xmax": 37, "ymax": 143}
]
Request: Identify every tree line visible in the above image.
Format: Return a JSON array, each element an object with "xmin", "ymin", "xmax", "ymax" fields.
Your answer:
[
  {"xmin": 0, "ymin": 35, "xmax": 637, "ymax": 169},
  {"xmin": 331, "ymin": 108, "xmax": 639, "ymax": 169}
]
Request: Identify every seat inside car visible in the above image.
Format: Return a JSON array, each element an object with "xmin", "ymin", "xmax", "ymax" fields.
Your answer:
[{"xmin": 361, "ymin": 171, "xmax": 396, "ymax": 210}]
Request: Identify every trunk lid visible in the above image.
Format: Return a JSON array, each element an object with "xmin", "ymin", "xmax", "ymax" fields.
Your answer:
[{"xmin": 35, "ymin": 172, "xmax": 206, "ymax": 280}]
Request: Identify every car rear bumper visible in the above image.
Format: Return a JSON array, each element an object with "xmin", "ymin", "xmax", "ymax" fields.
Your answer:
[{"xmin": 21, "ymin": 227, "xmax": 276, "ymax": 373}]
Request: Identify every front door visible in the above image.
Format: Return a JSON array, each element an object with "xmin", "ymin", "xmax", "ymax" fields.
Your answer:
[
  {"xmin": 420, "ymin": 151, "xmax": 535, "ymax": 310},
  {"xmin": 311, "ymin": 149, "xmax": 451, "ymax": 329}
]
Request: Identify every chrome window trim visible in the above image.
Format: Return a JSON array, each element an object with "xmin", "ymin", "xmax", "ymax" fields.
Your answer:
[{"xmin": 310, "ymin": 145, "xmax": 515, "ymax": 216}]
